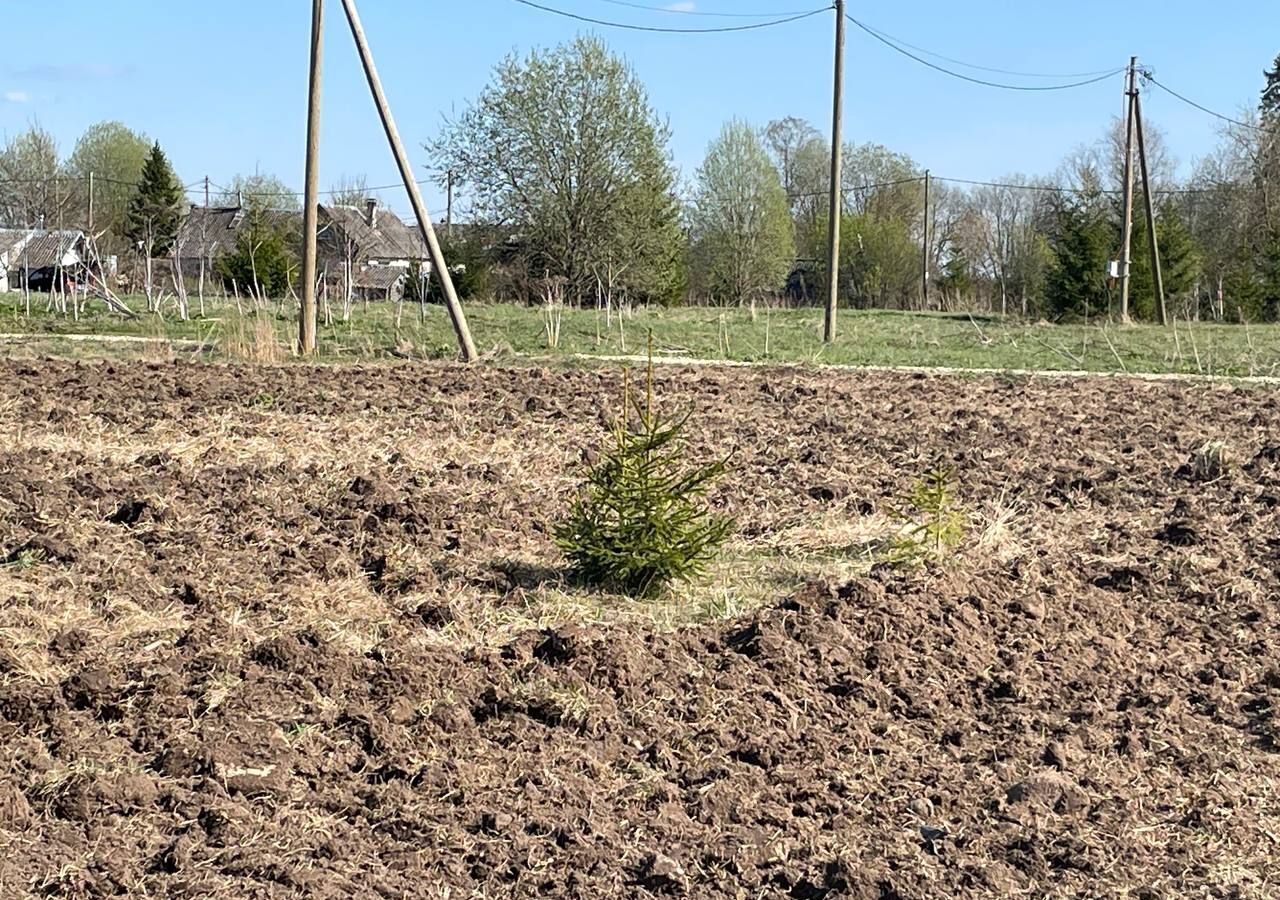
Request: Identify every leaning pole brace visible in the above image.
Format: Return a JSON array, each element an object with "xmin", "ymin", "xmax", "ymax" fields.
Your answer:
[{"xmin": 338, "ymin": 0, "xmax": 479, "ymax": 362}]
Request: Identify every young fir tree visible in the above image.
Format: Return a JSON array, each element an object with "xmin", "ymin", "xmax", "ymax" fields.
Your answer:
[
  {"xmin": 555, "ymin": 345, "xmax": 733, "ymax": 598},
  {"xmin": 123, "ymin": 142, "xmax": 183, "ymax": 256},
  {"xmin": 217, "ymin": 209, "xmax": 297, "ymax": 299},
  {"xmin": 1259, "ymin": 54, "xmax": 1280, "ymax": 318},
  {"xmin": 1155, "ymin": 207, "xmax": 1201, "ymax": 304},
  {"xmin": 1045, "ymin": 201, "xmax": 1113, "ymax": 319},
  {"xmin": 1262, "ymin": 53, "xmax": 1280, "ymax": 121}
]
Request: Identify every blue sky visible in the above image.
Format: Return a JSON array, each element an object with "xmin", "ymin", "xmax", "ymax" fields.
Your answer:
[{"xmin": 1, "ymin": 0, "xmax": 1276, "ymax": 218}]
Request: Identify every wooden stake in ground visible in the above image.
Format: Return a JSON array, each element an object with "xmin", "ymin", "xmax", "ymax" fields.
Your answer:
[
  {"xmin": 300, "ymin": 0, "xmax": 324, "ymax": 356},
  {"xmin": 338, "ymin": 0, "xmax": 478, "ymax": 362},
  {"xmin": 446, "ymin": 169, "xmax": 454, "ymax": 240},
  {"xmin": 1118, "ymin": 57, "xmax": 1138, "ymax": 323},
  {"xmin": 823, "ymin": 0, "xmax": 846, "ymax": 344},
  {"xmin": 921, "ymin": 169, "xmax": 931, "ymax": 310},
  {"xmin": 1134, "ymin": 92, "xmax": 1167, "ymax": 326}
]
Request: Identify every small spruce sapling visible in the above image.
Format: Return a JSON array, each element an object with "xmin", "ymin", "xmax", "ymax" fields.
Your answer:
[
  {"xmin": 555, "ymin": 340, "xmax": 734, "ymax": 597},
  {"xmin": 888, "ymin": 466, "xmax": 966, "ymax": 565}
]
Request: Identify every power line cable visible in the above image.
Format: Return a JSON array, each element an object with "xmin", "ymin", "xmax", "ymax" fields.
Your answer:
[
  {"xmin": 589, "ymin": 0, "xmax": 819, "ymax": 17},
  {"xmin": 852, "ymin": 19, "xmax": 1116, "ymax": 79},
  {"xmin": 934, "ymin": 175, "xmax": 1238, "ymax": 197},
  {"xmin": 846, "ymin": 15, "xmax": 1125, "ymax": 91},
  {"xmin": 1141, "ymin": 74, "xmax": 1267, "ymax": 132},
  {"xmin": 208, "ymin": 177, "xmax": 439, "ymax": 200},
  {"xmin": 688, "ymin": 175, "xmax": 927, "ymax": 206},
  {"xmin": 513, "ymin": 0, "xmax": 827, "ymax": 33}
]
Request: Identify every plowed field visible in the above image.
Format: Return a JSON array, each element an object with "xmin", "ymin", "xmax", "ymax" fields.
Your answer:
[{"xmin": 1, "ymin": 359, "xmax": 1278, "ymax": 898}]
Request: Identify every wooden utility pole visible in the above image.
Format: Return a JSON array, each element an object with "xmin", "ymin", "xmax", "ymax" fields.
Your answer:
[
  {"xmin": 1118, "ymin": 57, "xmax": 1138, "ymax": 323},
  {"xmin": 1134, "ymin": 91, "xmax": 1167, "ymax": 326},
  {"xmin": 204, "ymin": 176, "xmax": 210, "ymax": 209},
  {"xmin": 87, "ymin": 171, "xmax": 95, "ymax": 236},
  {"xmin": 339, "ymin": 0, "xmax": 478, "ymax": 362},
  {"xmin": 823, "ymin": 0, "xmax": 846, "ymax": 343},
  {"xmin": 300, "ymin": 0, "xmax": 324, "ymax": 356},
  {"xmin": 921, "ymin": 169, "xmax": 931, "ymax": 310}
]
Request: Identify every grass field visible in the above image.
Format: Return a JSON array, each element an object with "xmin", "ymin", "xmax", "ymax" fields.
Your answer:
[{"xmin": 2, "ymin": 293, "xmax": 1280, "ymax": 376}]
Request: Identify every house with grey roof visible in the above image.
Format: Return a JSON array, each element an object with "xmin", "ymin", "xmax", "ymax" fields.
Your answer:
[
  {"xmin": 0, "ymin": 228, "xmax": 87, "ymax": 293},
  {"xmin": 318, "ymin": 200, "xmax": 429, "ymax": 301},
  {"xmin": 172, "ymin": 205, "xmax": 300, "ymax": 283},
  {"xmin": 169, "ymin": 200, "xmax": 429, "ymax": 300}
]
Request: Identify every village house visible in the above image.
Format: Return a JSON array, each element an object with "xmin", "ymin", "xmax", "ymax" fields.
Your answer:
[
  {"xmin": 317, "ymin": 199, "xmax": 429, "ymax": 302},
  {"xmin": 168, "ymin": 199, "xmax": 429, "ymax": 301},
  {"xmin": 171, "ymin": 205, "xmax": 300, "ymax": 283},
  {"xmin": 0, "ymin": 228, "xmax": 89, "ymax": 293}
]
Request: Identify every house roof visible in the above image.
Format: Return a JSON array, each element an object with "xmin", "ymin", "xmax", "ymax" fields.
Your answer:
[
  {"xmin": 0, "ymin": 229, "xmax": 84, "ymax": 269},
  {"xmin": 320, "ymin": 204, "xmax": 428, "ymax": 261},
  {"xmin": 175, "ymin": 207, "xmax": 246, "ymax": 259},
  {"xmin": 353, "ymin": 266, "xmax": 409, "ymax": 291},
  {"xmin": 174, "ymin": 206, "xmax": 300, "ymax": 259}
]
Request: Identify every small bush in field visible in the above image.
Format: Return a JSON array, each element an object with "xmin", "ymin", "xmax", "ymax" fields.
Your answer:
[{"xmin": 555, "ymin": 357, "xmax": 733, "ymax": 598}]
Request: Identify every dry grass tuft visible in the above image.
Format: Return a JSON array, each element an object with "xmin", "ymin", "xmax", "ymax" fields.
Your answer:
[
  {"xmin": 222, "ymin": 314, "xmax": 284, "ymax": 364},
  {"xmin": 976, "ymin": 492, "xmax": 1027, "ymax": 564}
]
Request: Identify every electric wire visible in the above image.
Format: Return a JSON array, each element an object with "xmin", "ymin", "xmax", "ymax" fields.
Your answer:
[
  {"xmin": 851, "ymin": 18, "xmax": 1117, "ymax": 79},
  {"xmin": 1142, "ymin": 74, "xmax": 1268, "ymax": 131},
  {"xmin": 589, "ymin": 0, "xmax": 818, "ymax": 17},
  {"xmin": 847, "ymin": 15, "xmax": 1125, "ymax": 91},
  {"xmin": 512, "ymin": 0, "xmax": 828, "ymax": 33}
]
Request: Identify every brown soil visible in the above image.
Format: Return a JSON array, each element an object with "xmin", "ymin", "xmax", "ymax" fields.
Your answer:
[{"xmin": 1, "ymin": 358, "xmax": 1278, "ymax": 898}]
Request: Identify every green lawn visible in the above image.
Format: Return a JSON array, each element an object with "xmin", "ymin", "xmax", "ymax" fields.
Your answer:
[{"xmin": 2, "ymin": 293, "xmax": 1279, "ymax": 378}]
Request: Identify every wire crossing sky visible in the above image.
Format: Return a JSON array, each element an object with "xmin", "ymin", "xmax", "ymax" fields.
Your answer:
[{"xmin": 0, "ymin": 0, "xmax": 1275, "ymax": 219}]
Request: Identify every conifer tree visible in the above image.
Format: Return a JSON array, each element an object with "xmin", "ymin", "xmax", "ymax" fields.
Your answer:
[{"xmin": 123, "ymin": 142, "xmax": 183, "ymax": 256}]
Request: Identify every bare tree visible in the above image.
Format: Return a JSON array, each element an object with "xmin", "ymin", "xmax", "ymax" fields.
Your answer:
[
  {"xmin": 329, "ymin": 174, "xmax": 370, "ymax": 208},
  {"xmin": 0, "ymin": 125, "xmax": 69, "ymax": 227},
  {"xmin": 764, "ymin": 117, "xmax": 821, "ymax": 198}
]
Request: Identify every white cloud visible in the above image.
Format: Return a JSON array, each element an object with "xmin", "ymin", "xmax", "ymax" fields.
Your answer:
[
  {"xmin": 3, "ymin": 90, "xmax": 30, "ymax": 103},
  {"xmin": 665, "ymin": 2, "xmax": 696, "ymax": 10}
]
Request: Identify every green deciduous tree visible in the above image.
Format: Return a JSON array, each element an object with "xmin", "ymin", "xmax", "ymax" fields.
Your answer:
[
  {"xmin": 764, "ymin": 117, "xmax": 820, "ymax": 199},
  {"xmin": 66, "ymin": 121, "xmax": 150, "ymax": 255},
  {"xmin": 430, "ymin": 36, "xmax": 683, "ymax": 305},
  {"xmin": 689, "ymin": 120, "xmax": 794, "ymax": 304},
  {"xmin": 789, "ymin": 135, "xmax": 833, "ymax": 259},
  {"xmin": 839, "ymin": 213, "xmax": 920, "ymax": 309}
]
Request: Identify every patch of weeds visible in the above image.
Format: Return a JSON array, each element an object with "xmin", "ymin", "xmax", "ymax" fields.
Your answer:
[
  {"xmin": 886, "ymin": 466, "xmax": 966, "ymax": 567},
  {"xmin": 286, "ymin": 723, "xmax": 320, "ymax": 745},
  {"xmin": 3, "ymin": 547, "xmax": 44, "ymax": 570},
  {"xmin": 555, "ymin": 339, "xmax": 734, "ymax": 598},
  {"xmin": 248, "ymin": 391, "xmax": 276, "ymax": 410}
]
